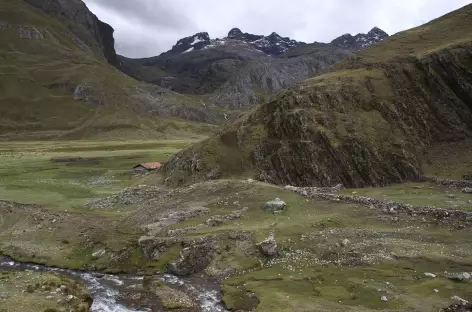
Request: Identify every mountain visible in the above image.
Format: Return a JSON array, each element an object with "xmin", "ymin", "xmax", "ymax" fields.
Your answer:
[
  {"xmin": 0, "ymin": 0, "xmax": 219, "ymax": 139},
  {"xmin": 119, "ymin": 27, "xmax": 386, "ymax": 109},
  {"xmin": 163, "ymin": 4, "xmax": 472, "ymax": 187},
  {"xmin": 163, "ymin": 28, "xmax": 305, "ymax": 57},
  {"xmin": 331, "ymin": 27, "xmax": 389, "ymax": 51}
]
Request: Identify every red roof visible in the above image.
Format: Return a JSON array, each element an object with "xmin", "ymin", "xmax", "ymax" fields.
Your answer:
[{"xmin": 134, "ymin": 162, "xmax": 162, "ymax": 170}]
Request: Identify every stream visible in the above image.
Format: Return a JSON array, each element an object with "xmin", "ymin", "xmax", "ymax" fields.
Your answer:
[{"xmin": 0, "ymin": 256, "xmax": 227, "ymax": 312}]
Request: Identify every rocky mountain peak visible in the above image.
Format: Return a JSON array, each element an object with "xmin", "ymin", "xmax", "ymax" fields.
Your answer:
[
  {"xmin": 228, "ymin": 27, "xmax": 244, "ymax": 39},
  {"xmin": 169, "ymin": 32, "xmax": 211, "ymax": 54},
  {"xmin": 367, "ymin": 27, "xmax": 389, "ymax": 39},
  {"xmin": 331, "ymin": 27, "xmax": 389, "ymax": 51}
]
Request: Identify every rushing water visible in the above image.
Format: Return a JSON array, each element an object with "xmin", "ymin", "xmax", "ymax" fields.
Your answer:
[{"xmin": 0, "ymin": 256, "xmax": 227, "ymax": 312}]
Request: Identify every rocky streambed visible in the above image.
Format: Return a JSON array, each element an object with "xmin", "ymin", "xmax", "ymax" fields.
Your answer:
[{"xmin": 0, "ymin": 256, "xmax": 227, "ymax": 312}]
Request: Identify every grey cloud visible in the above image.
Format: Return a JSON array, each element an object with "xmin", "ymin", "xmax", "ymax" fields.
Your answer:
[
  {"xmin": 83, "ymin": 0, "xmax": 471, "ymax": 58},
  {"xmin": 84, "ymin": 0, "xmax": 193, "ymax": 30}
]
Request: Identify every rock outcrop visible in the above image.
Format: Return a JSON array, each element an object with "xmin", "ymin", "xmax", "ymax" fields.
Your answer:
[
  {"xmin": 167, "ymin": 238, "xmax": 215, "ymax": 276},
  {"xmin": 23, "ymin": 0, "xmax": 117, "ymax": 65},
  {"xmin": 257, "ymin": 232, "xmax": 278, "ymax": 257}
]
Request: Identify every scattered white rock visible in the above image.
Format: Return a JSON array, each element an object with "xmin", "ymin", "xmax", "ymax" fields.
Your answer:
[
  {"xmin": 451, "ymin": 296, "xmax": 469, "ymax": 305},
  {"xmin": 434, "ymin": 289, "xmax": 439, "ymax": 293},
  {"xmin": 264, "ymin": 198, "xmax": 286, "ymax": 212},
  {"xmin": 449, "ymin": 272, "xmax": 471, "ymax": 281},
  {"xmin": 65, "ymin": 294, "xmax": 75, "ymax": 302},
  {"xmin": 92, "ymin": 249, "xmax": 106, "ymax": 259},
  {"xmin": 340, "ymin": 239, "xmax": 350, "ymax": 247},
  {"xmin": 424, "ymin": 272, "xmax": 437, "ymax": 278},
  {"xmin": 381, "ymin": 296, "xmax": 388, "ymax": 302},
  {"xmin": 247, "ymin": 179, "xmax": 254, "ymax": 183}
]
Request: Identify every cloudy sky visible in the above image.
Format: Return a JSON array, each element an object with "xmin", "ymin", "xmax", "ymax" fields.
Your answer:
[{"xmin": 83, "ymin": 0, "xmax": 471, "ymax": 58}]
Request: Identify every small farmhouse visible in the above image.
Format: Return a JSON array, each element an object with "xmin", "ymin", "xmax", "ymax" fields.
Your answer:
[{"xmin": 132, "ymin": 162, "xmax": 163, "ymax": 173}]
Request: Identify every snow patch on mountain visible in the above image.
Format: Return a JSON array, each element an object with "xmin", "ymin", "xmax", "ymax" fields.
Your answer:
[
  {"xmin": 166, "ymin": 26, "xmax": 388, "ymax": 56},
  {"xmin": 331, "ymin": 27, "xmax": 389, "ymax": 51}
]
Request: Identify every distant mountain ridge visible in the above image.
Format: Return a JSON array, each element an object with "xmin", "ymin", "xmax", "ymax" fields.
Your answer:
[
  {"xmin": 163, "ymin": 28, "xmax": 307, "ymax": 57},
  {"xmin": 118, "ymin": 27, "xmax": 388, "ymax": 108},
  {"xmin": 160, "ymin": 26, "xmax": 389, "ymax": 58}
]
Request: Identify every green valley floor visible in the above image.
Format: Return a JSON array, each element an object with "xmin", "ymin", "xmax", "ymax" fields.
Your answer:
[{"xmin": 0, "ymin": 140, "xmax": 471, "ymax": 312}]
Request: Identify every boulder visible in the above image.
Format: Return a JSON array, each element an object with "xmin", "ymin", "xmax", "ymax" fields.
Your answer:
[
  {"xmin": 264, "ymin": 198, "xmax": 287, "ymax": 212},
  {"xmin": 138, "ymin": 236, "xmax": 176, "ymax": 260},
  {"xmin": 462, "ymin": 188, "xmax": 472, "ymax": 194},
  {"xmin": 167, "ymin": 238, "xmax": 215, "ymax": 276},
  {"xmin": 424, "ymin": 272, "xmax": 437, "ymax": 278},
  {"xmin": 449, "ymin": 272, "xmax": 471, "ymax": 282},
  {"xmin": 451, "ymin": 296, "xmax": 469, "ymax": 305},
  {"xmin": 257, "ymin": 232, "xmax": 278, "ymax": 257},
  {"xmin": 92, "ymin": 249, "xmax": 106, "ymax": 259}
]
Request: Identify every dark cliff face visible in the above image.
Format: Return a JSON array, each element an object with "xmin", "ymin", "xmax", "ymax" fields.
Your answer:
[
  {"xmin": 23, "ymin": 0, "xmax": 117, "ymax": 65},
  {"xmin": 95, "ymin": 19, "xmax": 117, "ymax": 66}
]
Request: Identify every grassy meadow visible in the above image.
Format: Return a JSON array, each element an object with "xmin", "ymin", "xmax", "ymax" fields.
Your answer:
[{"xmin": 0, "ymin": 140, "xmax": 192, "ymax": 209}]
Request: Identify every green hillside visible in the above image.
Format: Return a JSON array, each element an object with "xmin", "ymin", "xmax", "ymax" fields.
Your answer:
[
  {"xmin": 0, "ymin": 0, "xmax": 217, "ymax": 140},
  {"xmin": 164, "ymin": 4, "xmax": 472, "ymax": 187}
]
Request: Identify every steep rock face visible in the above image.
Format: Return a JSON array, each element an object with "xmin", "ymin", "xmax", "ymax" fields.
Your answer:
[
  {"xmin": 23, "ymin": 0, "xmax": 117, "ymax": 65},
  {"xmin": 331, "ymin": 27, "xmax": 388, "ymax": 52},
  {"xmin": 211, "ymin": 44, "xmax": 353, "ymax": 108},
  {"xmin": 164, "ymin": 5, "xmax": 472, "ymax": 187}
]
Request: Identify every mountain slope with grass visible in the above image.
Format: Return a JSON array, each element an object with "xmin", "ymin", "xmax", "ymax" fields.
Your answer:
[
  {"xmin": 0, "ymin": 0, "xmax": 219, "ymax": 140},
  {"xmin": 164, "ymin": 4, "xmax": 472, "ymax": 187}
]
